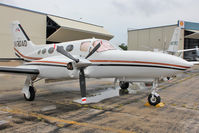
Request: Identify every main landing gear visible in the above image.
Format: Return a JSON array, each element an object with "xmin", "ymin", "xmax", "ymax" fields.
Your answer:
[
  {"xmin": 22, "ymin": 75, "xmax": 36, "ymax": 101},
  {"xmin": 24, "ymin": 86, "xmax": 35, "ymax": 101},
  {"xmin": 147, "ymin": 79, "xmax": 161, "ymax": 106},
  {"xmin": 119, "ymin": 81, "xmax": 129, "ymax": 95}
]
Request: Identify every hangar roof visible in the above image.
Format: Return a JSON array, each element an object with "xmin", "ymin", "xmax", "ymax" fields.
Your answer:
[
  {"xmin": 47, "ymin": 15, "xmax": 113, "ymax": 42},
  {"xmin": 128, "ymin": 24, "xmax": 177, "ymax": 31}
]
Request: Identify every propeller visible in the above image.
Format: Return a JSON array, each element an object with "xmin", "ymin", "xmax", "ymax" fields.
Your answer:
[
  {"xmin": 85, "ymin": 43, "xmax": 101, "ymax": 59},
  {"xmin": 79, "ymin": 68, "xmax": 86, "ymax": 103},
  {"xmin": 57, "ymin": 46, "xmax": 79, "ymax": 63},
  {"xmin": 56, "ymin": 42, "xmax": 101, "ymax": 104}
]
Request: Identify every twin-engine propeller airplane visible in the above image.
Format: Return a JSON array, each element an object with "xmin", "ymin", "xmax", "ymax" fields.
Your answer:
[{"xmin": 0, "ymin": 21, "xmax": 194, "ymax": 106}]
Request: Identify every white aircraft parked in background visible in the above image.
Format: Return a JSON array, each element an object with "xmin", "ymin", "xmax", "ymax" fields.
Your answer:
[
  {"xmin": 0, "ymin": 21, "xmax": 194, "ymax": 106},
  {"xmin": 164, "ymin": 27, "xmax": 199, "ymax": 58}
]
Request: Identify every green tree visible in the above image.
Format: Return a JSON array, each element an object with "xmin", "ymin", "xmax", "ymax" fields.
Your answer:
[{"xmin": 119, "ymin": 43, "xmax": 128, "ymax": 50}]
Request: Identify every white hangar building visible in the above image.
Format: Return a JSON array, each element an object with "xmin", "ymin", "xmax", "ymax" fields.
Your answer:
[
  {"xmin": 0, "ymin": 3, "xmax": 113, "ymax": 57},
  {"xmin": 128, "ymin": 20, "xmax": 199, "ymax": 60}
]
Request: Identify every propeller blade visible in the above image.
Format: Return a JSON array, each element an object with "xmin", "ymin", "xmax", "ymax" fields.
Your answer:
[
  {"xmin": 79, "ymin": 68, "xmax": 86, "ymax": 104},
  {"xmin": 85, "ymin": 43, "xmax": 101, "ymax": 59},
  {"xmin": 57, "ymin": 46, "xmax": 79, "ymax": 63}
]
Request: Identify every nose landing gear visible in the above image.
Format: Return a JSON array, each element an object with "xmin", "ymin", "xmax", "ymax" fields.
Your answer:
[
  {"xmin": 148, "ymin": 93, "xmax": 161, "ymax": 106},
  {"xmin": 147, "ymin": 79, "xmax": 161, "ymax": 106}
]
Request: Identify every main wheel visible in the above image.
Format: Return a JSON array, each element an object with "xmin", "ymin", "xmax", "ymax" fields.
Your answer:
[
  {"xmin": 119, "ymin": 88, "xmax": 129, "ymax": 95},
  {"xmin": 148, "ymin": 93, "xmax": 161, "ymax": 106},
  {"xmin": 119, "ymin": 81, "xmax": 129, "ymax": 90},
  {"xmin": 24, "ymin": 86, "xmax": 35, "ymax": 101}
]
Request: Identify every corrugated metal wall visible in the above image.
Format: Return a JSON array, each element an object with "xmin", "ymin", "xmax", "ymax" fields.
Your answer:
[{"xmin": 128, "ymin": 25, "xmax": 184, "ymax": 52}]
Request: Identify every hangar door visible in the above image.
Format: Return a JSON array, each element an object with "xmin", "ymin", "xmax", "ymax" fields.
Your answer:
[
  {"xmin": 46, "ymin": 15, "xmax": 113, "ymax": 43},
  {"xmin": 184, "ymin": 30, "xmax": 199, "ymax": 60}
]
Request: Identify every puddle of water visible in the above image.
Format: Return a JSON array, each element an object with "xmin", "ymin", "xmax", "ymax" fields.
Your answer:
[
  {"xmin": 74, "ymin": 84, "xmax": 149, "ymax": 104},
  {"xmin": 74, "ymin": 88, "xmax": 119, "ymax": 104}
]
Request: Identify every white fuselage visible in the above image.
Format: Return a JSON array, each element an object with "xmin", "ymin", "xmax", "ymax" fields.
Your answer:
[{"xmin": 16, "ymin": 39, "xmax": 192, "ymax": 82}]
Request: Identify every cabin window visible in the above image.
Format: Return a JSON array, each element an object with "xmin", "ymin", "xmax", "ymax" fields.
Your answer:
[
  {"xmin": 80, "ymin": 41, "xmax": 91, "ymax": 52},
  {"xmin": 48, "ymin": 47, "xmax": 54, "ymax": 54},
  {"xmin": 66, "ymin": 45, "xmax": 73, "ymax": 52},
  {"xmin": 37, "ymin": 50, "xmax": 41, "ymax": 55},
  {"xmin": 42, "ymin": 48, "xmax": 46, "ymax": 54}
]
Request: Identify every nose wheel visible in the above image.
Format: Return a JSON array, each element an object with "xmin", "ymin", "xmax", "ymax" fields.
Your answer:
[
  {"xmin": 147, "ymin": 79, "xmax": 161, "ymax": 106},
  {"xmin": 148, "ymin": 93, "xmax": 161, "ymax": 106}
]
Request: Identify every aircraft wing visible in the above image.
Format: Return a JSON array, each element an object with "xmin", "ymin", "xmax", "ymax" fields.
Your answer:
[
  {"xmin": 0, "ymin": 66, "xmax": 39, "ymax": 75},
  {"xmin": 177, "ymin": 48, "xmax": 198, "ymax": 53},
  {"xmin": 190, "ymin": 61, "xmax": 199, "ymax": 65},
  {"xmin": 0, "ymin": 58, "xmax": 24, "ymax": 61}
]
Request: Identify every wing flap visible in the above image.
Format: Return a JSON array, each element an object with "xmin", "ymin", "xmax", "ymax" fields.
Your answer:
[{"xmin": 0, "ymin": 67, "xmax": 39, "ymax": 74}]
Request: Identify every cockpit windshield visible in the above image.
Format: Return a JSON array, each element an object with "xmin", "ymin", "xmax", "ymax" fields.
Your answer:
[
  {"xmin": 80, "ymin": 40, "xmax": 116, "ymax": 53},
  {"xmin": 93, "ymin": 40, "xmax": 116, "ymax": 52}
]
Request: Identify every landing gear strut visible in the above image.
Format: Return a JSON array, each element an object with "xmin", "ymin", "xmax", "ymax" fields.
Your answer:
[
  {"xmin": 119, "ymin": 81, "xmax": 129, "ymax": 95},
  {"xmin": 22, "ymin": 75, "xmax": 36, "ymax": 101},
  {"xmin": 148, "ymin": 79, "xmax": 161, "ymax": 106}
]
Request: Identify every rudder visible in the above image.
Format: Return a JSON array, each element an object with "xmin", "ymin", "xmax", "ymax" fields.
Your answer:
[{"xmin": 11, "ymin": 21, "xmax": 35, "ymax": 58}]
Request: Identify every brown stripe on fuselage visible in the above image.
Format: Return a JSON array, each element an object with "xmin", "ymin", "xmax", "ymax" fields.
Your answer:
[
  {"xmin": 14, "ymin": 48, "xmax": 42, "ymax": 60},
  {"xmin": 13, "ymin": 49, "xmax": 190, "ymax": 69},
  {"xmin": 90, "ymin": 60, "xmax": 190, "ymax": 69}
]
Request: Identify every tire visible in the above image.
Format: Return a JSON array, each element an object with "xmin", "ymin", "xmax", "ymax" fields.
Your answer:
[
  {"xmin": 24, "ymin": 86, "xmax": 35, "ymax": 101},
  {"xmin": 148, "ymin": 93, "xmax": 161, "ymax": 106},
  {"xmin": 119, "ymin": 81, "xmax": 129, "ymax": 90},
  {"xmin": 119, "ymin": 88, "xmax": 129, "ymax": 95},
  {"xmin": 167, "ymin": 77, "xmax": 170, "ymax": 80}
]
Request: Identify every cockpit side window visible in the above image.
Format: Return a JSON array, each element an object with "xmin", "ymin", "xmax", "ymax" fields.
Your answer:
[
  {"xmin": 80, "ymin": 41, "xmax": 91, "ymax": 52},
  {"xmin": 66, "ymin": 44, "xmax": 74, "ymax": 52},
  {"xmin": 93, "ymin": 40, "xmax": 115, "ymax": 52}
]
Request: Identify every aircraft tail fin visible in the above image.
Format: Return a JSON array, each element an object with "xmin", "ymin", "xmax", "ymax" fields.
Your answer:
[
  {"xmin": 167, "ymin": 27, "xmax": 181, "ymax": 53},
  {"xmin": 11, "ymin": 21, "xmax": 36, "ymax": 59}
]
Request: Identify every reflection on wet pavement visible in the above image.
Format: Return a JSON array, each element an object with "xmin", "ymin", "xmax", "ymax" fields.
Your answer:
[{"xmin": 74, "ymin": 83, "xmax": 151, "ymax": 104}]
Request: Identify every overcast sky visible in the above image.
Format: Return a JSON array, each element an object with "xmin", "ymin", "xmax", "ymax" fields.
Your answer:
[{"xmin": 1, "ymin": 0, "xmax": 199, "ymax": 45}]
